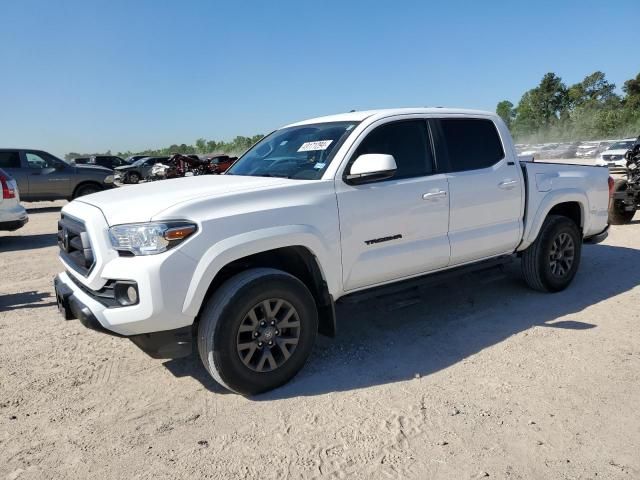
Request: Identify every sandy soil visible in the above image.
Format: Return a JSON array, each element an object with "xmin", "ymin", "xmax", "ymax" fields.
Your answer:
[{"xmin": 0, "ymin": 199, "xmax": 639, "ymax": 480}]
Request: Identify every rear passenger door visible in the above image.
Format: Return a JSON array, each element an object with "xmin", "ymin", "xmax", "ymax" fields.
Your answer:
[
  {"xmin": 434, "ymin": 117, "xmax": 523, "ymax": 265},
  {"xmin": 336, "ymin": 119, "xmax": 450, "ymax": 291}
]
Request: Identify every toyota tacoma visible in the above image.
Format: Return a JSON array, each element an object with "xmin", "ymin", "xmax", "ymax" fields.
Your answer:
[{"xmin": 54, "ymin": 108, "xmax": 610, "ymax": 395}]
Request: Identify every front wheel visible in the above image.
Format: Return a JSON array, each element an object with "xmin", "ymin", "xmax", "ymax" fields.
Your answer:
[
  {"xmin": 73, "ymin": 184, "xmax": 101, "ymax": 198},
  {"xmin": 197, "ymin": 268, "xmax": 318, "ymax": 395},
  {"xmin": 521, "ymin": 215, "xmax": 582, "ymax": 292},
  {"xmin": 127, "ymin": 172, "xmax": 140, "ymax": 184}
]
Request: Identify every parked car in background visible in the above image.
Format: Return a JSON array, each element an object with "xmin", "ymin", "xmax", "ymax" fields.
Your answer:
[
  {"xmin": 576, "ymin": 141, "xmax": 611, "ymax": 159},
  {"xmin": 596, "ymin": 139, "xmax": 636, "ymax": 169},
  {"xmin": 552, "ymin": 142, "xmax": 580, "ymax": 159},
  {"xmin": 205, "ymin": 154, "xmax": 237, "ymax": 173},
  {"xmin": 519, "ymin": 145, "xmax": 540, "ymax": 156},
  {"xmin": 0, "ymin": 149, "xmax": 115, "ymax": 201},
  {"xmin": 0, "ymin": 168, "xmax": 28, "ymax": 231},
  {"xmin": 114, "ymin": 156, "xmax": 169, "ymax": 183},
  {"xmin": 89, "ymin": 155, "xmax": 129, "ymax": 170},
  {"xmin": 531, "ymin": 144, "xmax": 559, "ymax": 159}
]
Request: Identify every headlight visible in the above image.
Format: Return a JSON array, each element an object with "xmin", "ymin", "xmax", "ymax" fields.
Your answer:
[
  {"xmin": 109, "ymin": 221, "xmax": 197, "ymax": 255},
  {"xmin": 104, "ymin": 175, "xmax": 114, "ymax": 184}
]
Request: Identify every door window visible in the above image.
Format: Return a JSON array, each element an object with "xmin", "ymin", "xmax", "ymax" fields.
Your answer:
[
  {"xmin": 352, "ymin": 120, "xmax": 433, "ymax": 179},
  {"xmin": 439, "ymin": 118, "xmax": 504, "ymax": 172},
  {"xmin": 0, "ymin": 151, "xmax": 20, "ymax": 168},
  {"xmin": 26, "ymin": 152, "xmax": 64, "ymax": 169}
]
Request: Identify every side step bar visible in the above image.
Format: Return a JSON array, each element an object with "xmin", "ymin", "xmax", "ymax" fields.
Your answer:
[{"xmin": 339, "ymin": 255, "xmax": 513, "ymax": 304}]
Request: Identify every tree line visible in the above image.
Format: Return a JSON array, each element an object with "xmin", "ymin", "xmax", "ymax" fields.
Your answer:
[
  {"xmin": 64, "ymin": 134, "xmax": 264, "ymax": 161},
  {"xmin": 497, "ymin": 71, "xmax": 640, "ymax": 143}
]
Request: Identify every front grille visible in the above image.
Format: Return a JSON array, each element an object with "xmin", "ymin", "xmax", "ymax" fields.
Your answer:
[
  {"xmin": 58, "ymin": 214, "xmax": 95, "ymax": 276},
  {"xmin": 603, "ymin": 154, "xmax": 622, "ymax": 161}
]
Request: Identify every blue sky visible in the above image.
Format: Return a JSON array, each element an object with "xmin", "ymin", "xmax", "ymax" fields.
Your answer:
[{"xmin": 1, "ymin": 0, "xmax": 638, "ymax": 157}]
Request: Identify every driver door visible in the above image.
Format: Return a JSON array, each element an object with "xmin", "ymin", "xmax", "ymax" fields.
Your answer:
[
  {"xmin": 23, "ymin": 151, "xmax": 71, "ymax": 199},
  {"xmin": 336, "ymin": 119, "xmax": 451, "ymax": 291}
]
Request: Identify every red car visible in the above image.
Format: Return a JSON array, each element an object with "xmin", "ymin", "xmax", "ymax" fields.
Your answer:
[{"xmin": 205, "ymin": 155, "xmax": 237, "ymax": 174}]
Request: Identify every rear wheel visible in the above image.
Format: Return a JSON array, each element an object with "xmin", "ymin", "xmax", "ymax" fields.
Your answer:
[
  {"xmin": 197, "ymin": 268, "xmax": 318, "ymax": 395},
  {"xmin": 608, "ymin": 179, "xmax": 636, "ymax": 225},
  {"xmin": 521, "ymin": 215, "xmax": 582, "ymax": 292}
]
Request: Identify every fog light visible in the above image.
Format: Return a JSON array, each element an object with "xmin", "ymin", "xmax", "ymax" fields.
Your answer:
[
  {"xmin": 114, "ymin": 281, "xmax": 139, "ymax": 306},
  {"xmin": 127, "ymin": 286, "xmax": 138, "ymax": 304}
]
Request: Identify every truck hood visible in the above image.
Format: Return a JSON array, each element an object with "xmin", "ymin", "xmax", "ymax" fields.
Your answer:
[
  {"xmin": 75, "ymin": 164, "xmax": 113, "ymax": 173},
  {"xmin": 76, "ymin": 175, "xmax": 292, "ymax": 225},
  {"xmin": 114, "ymin": 165, "xmax": 132, "ymax": 171}
]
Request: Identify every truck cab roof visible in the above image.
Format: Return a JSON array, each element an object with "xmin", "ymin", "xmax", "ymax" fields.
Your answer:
[{"xmin": 284, "ymin": 108, "xmax": 496, "ymax": 127}]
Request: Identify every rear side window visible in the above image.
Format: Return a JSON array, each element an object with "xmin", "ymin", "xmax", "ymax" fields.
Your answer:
[
  {"xmin": 439, "ymin": 118, "xmax": 504, "ymax": 172},
  {"xmin": 353, "ymin": 120, "xmax": 433, "ymax": 179},
  {"xmin": 0, "ymin": 151, "xmax": 20, "ymax": 168}
]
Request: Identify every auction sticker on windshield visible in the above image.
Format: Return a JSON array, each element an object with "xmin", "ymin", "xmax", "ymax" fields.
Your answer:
[{"xmin": 298, "ymin": 140, "xmax": 333, "ymax": 152}]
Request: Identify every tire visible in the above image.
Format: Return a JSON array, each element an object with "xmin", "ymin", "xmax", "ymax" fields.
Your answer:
[
  {"xmin": 608, "ymin": 179, "xmax": 636, "ymax": 225},
  {"xmin": 127, "ymin": 172, "xmax": 140, "ymax": 184},
  {"xmin": 521, "ymin": 215, "xmax": 582, "ymax": 293},
  {"xmin": 197, "ymin": 268, "xmax": 318, "ymax": 395},
  {"xmin": 73, "ymin": 183, "xmax": 101, "ymax": 198}
]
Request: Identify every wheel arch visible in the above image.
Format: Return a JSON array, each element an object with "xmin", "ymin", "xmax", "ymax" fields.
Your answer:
[
  {"xmin": 71, "ymin": 180, "xmax": 103, "ymax": 199},
  {"xmin": 519, "ymin": 190, "xmax": 588, "ymax": 251},
  {"xmin": 183, "ymin": 227, "xmax": 340, "ymax": 337}
]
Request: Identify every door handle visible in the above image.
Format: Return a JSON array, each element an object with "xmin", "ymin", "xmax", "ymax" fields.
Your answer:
[
  {"xmin": 498, "ymin": 179, "xmax": 518, "ymax": 190},
  {"xmin": 422, "ymin": 190, "xmax": 447, "ymax": 200}
]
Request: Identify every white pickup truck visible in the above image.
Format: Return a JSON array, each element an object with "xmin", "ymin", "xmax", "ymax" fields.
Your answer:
[{"xmin": 54, "ymin": 108, "xmax": 610, "ymax": 395}]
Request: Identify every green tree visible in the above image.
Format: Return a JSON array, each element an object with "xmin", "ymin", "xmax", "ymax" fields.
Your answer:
[
  {"xmin": 511, "ymin": 72, "xmax": 568, "ymax": 138},
  {"xmin": 195, "ymin": 138, "xmax": 207, "ymax": 153},
  {"xmin": 496, "ymin": 100, "xmax": 515, "ymax": 128},
  {"xmin": 568, "ymin": 71, "xmax": 619, "ymax": 109},
  {"xmin": 623, "ymin": 72, "xmax": 640, "ymax": 109}
]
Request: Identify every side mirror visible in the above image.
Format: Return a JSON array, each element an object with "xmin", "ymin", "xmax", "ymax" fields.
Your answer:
[
  {"xmin": 345, "ymin": 154, "xmax": 397, "ymax": 185},
  {"xmin": 55, "ymin": 163, "xmax": 66, "ymax": 170}
]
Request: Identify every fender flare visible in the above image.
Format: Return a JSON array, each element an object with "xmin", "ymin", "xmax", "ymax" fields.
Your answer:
[
  {"xmin": 182, "ymin": 224, "xmax": 339, "ymax": 317},
  {"xmin": 518, "ymin": 189, "xmax": 589, "ymax": 251}
]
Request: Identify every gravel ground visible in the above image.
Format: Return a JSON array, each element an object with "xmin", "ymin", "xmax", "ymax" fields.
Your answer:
[{"xmin": 0, "ymin": 197, "xmax": 639, "ymax": 480}]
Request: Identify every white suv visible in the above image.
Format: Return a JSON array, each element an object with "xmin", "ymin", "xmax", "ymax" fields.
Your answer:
[{"xmin": 596, "ymin": 139, "xmax": 636, "ymax": 169}]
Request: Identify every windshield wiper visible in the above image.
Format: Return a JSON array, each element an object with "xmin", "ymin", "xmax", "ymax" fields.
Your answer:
[{"xmin": 260, "ymin": 173, "xmax": 291, "ymax": 179}]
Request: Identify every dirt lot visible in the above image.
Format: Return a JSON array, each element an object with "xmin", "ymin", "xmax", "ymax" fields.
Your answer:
[{"xmin": 1, "ymin": 200, "xmax": 639, "ymax": 480}]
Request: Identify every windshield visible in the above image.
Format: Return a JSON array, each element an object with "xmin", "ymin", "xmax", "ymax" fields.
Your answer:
[
  {"xmin": 226, "ymin": 121, "xmax": 358, "ymax": 180},
  {"xmin": 132, "ymin": 158, "xmax": 149, "ymax": 166},
  {"xmin": 609, "ymin": 141, "xmax": 634, "ymax": 150}
]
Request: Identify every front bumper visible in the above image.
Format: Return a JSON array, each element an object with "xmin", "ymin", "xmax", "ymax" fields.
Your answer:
[
  {"xmin": 0, "ymin": 216, "xmax": 28, "ymax": 231},
  {"xmin": 597, "ymin": 158, "xmax": 626, "ymax": 169},
  {"xmin": 54, "ymin": 274, "xmax": 192, "ymax": 358}
]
